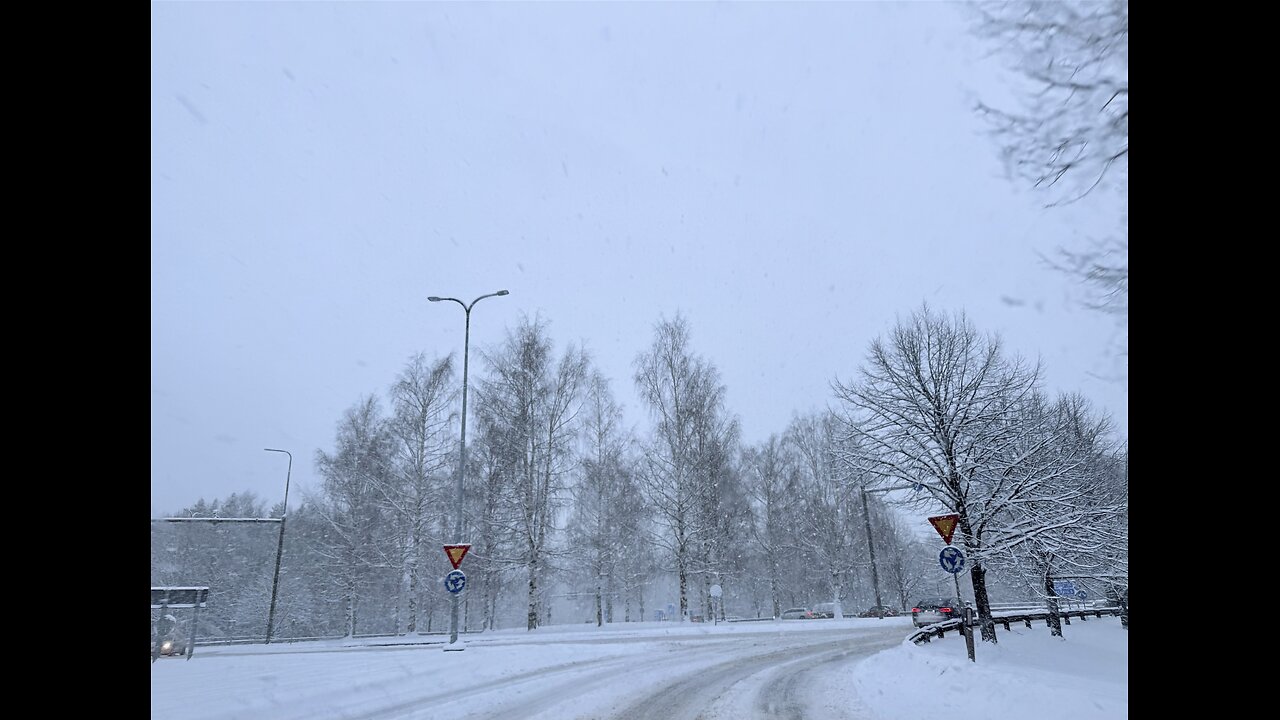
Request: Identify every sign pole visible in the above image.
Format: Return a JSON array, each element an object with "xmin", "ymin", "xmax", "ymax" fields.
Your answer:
[{"xmin": 935, "ymin": 539, "xmax": 973, "ymax": 659}]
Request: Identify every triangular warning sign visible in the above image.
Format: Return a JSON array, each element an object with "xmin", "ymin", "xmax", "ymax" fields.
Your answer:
[
  {"xmin": 927, "ymin": 514, "xmax": 960, "ymax": 545},
  {"xmin": 443, "ymin": 544, "xmax": 471, "ymax": 569}
]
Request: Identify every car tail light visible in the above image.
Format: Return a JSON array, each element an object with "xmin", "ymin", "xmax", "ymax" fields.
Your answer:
[
  {"xmin": 940, "ymin": 607, "xmax": 952, "ymax": 613},
  {"xmin": 911, "ymin": 608, "xmax": 920, "ymax": 613}
]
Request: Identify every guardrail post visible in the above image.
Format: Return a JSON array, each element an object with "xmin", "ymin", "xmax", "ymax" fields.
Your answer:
[
  {"xmin": 962, "ymin": 608, "xmax": 976, "ymax": 662},
  {"xmin": 152, "ymin": 600, "xmax": 167, "ymax": 664},
  {"xmin": 189, "ymin": 600, "xmax": 200, "ymax": 660}
]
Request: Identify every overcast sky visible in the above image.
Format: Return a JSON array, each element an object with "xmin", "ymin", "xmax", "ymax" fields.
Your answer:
[{"xmin": 151, "ymin": 1, "xmax": 1128, "ymax": 517}]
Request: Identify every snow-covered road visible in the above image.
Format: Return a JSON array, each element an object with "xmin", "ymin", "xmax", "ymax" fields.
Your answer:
[
  {"xmin": 606, "ymin": 629, "xmax": 903, "ymax": 720},
  {"xmin": 151, "ymin": 618, "xmax": 914, "ymax": 720}
]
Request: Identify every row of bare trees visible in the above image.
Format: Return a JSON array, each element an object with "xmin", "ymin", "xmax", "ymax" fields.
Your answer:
[{"xmin": 153, "ymin": 305, "xmax": 1125, "ymax": 640}]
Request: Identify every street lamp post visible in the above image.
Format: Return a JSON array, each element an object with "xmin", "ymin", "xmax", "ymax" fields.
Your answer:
[
  {"xmin": 859, "ymin": 482, "xmax": 931, "ymax": 610},
  {"xmin": 860, "ymin": 487, "xmax": 884, "ymax": 609},
  {"xmin": 263, "ymin": 448, "xmax": 293, "ymax": 644},
  {"xmin": 429, "ymin": 289, "xmax": 509, "ymax": 649}
]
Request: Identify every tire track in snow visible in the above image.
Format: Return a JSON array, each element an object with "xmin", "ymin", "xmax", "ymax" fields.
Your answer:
[
  {"xmin": 751, "ymin": 634, "xmax": 902, "ymax": 720},
  {"xmin": 608, "ymin": 628, "xmax": 903, "ymax": 720},
  {"xmin": 309, "ymin": 638, "xmax": 743, "ymax": 720}
]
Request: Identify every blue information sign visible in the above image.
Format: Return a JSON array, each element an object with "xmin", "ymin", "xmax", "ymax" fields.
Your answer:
[
  {"xmin": 939, "ymin": 546, "xmax": 965, "ymax": 574},
  {"xmin": 444, "ymin": 569, "xmax": 467, "ymax": 594}
]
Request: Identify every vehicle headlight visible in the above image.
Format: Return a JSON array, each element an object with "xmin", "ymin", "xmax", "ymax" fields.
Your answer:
[{"xmin": 161, "ymin": 641, "xmax": 173, "ymax": 653}]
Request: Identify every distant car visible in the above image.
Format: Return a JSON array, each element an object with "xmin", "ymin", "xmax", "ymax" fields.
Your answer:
[
  {"xmin": 859, "ymin": 605, "xmax": 899, "ymax": 618},
  {"xmin": 154, "ymin": 636, "xmax": 186, "ymax": 656},
  {"xmin": 811, "ymin": 602, "xmax": 838, "ymax": 619},
  {"xmin": 780, "ymin": 607, "xmax": 815, "ymax": 620},
  {"xmin": 911, "ymin": 597, "xmax": 967, "ymax": 628}
]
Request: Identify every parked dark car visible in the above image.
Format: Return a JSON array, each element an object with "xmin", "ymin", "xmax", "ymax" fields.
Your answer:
[
  {"xmin": 911, "ymin": 597, "xmax": 967, "ymax": 627},
  {"xmin": 859, "ymin": 605, "xmax": 899, "ymax": 618}
]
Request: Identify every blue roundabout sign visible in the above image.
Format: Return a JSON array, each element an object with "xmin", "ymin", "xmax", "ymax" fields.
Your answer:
[
  {"xmin": 938, "ymin": 546, "xmax": 966, "ymax": 574},
  {"xmin": 444, "ymin": 569, "xmax": 467, "ymax": 594}
]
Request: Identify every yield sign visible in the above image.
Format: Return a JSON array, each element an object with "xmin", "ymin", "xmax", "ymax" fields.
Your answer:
[
  {"xmin": 927, "ymin": 514, "xmax": 960, "ymax": 545},
  {"xmin": 443, "ymin": 544, "xmax": 472, "ymax": 570}
]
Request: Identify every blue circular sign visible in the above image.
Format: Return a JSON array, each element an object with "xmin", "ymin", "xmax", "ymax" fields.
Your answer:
[
  {"xmin": 939, "ymin": 546, "xmax": 965, "ymax": 574},
  {"xmin": 444, "ymin": 569, "xmax": 467, "ymax": 594},
  {"xmin": 1076, "ymin": 590, "xmax": 1088, "ymax": 601}
]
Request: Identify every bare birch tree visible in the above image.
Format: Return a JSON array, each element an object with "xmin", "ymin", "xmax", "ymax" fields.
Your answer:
[
  {"xmin": 477, "ymin": 315, "xmax": 589, "ymax": 630},
  {"xmin": 461, "ymin": 405, "xmax": 514, "ymax": 631},
  {"xmin": 634, "ymin": 314, "xmax": 733, "ymax": 622},
  {"xmin": 313, "ymin": 396, "xmax": 394, "ymax": 637},
  {"xmin": 568, "ymin": 371, "xmax": 643, "ymax": 626},
  {"xmin": 385, "ymin": 353, "xmax": 456, "ymax": 633},
  {"xmin": 742, "ymin": 436, "xmax": 798, "ymax": 619},
  {"xmin": 786, "ymin": 411, "xmax": 861, "ymax": 621}
]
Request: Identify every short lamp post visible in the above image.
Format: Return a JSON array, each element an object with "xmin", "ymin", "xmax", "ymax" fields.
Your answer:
[
  {"xmin": 860, "ymin": 482, "xmax": 930, "ymax": 610},
  {"xmin": 264, "ymin": 448, "xmax": 292, "ymax": 644},
  {"xmin": 428, "ymin": 289, "xmax": 509, "ymax": 649},
  {"xmin": 860, "ymin": 487, "xmax": 884, "ymax": 609}
]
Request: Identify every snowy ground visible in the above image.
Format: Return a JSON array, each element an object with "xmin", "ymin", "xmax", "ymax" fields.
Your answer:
[{"xmin": 150, "ymin": 616, "xmax": 1127, "ymax": 719}]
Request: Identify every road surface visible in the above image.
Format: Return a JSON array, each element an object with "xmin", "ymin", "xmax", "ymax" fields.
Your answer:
[{"xmin": 151, "ymin": 619, "xmax": 914, "ymax": 720}]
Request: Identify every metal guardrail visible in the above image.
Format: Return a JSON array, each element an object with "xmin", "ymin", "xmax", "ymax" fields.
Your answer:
[
  {"xmin": 909, "ymin": 606, "xmax": 1125, "ymax": 645},
  {"xmin": 908, "ymin": 617, "xmax": 966, "ymax": 643},
  {"xmin": 190, "ymin": 629, "xmax": 484, "ymax": 648}
]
